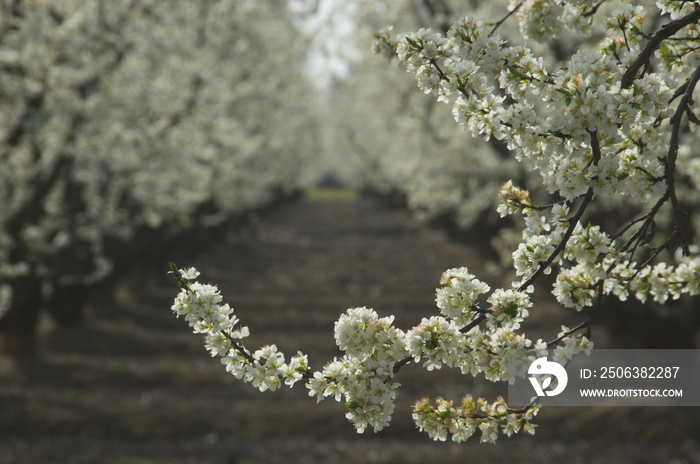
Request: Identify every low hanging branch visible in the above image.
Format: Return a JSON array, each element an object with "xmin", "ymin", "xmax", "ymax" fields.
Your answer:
[{"xmin": 169, "ymin": 1, "xmax": 700, "ymax": 445}]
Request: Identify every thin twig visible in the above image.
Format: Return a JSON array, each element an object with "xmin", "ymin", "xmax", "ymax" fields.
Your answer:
[
  {"xmin": 583, "ymin": 0, "xmax": 608, "ymax": 18},
  {"xmin": 223, "ymin": 332, "xmax": 257, "ymax": 364},
  {"xmin": 546, "ymin": 320, "xmax": 589, "ymax": 348},
  {"xmin": 488, "ymin": 2, "xmax": 523, "ymax": 37},
  {"xmin": 516, "ymin": 130, "xmax": 603, "ymax": 293},
  {"xmin": 460, "ymin": 312, "xmax": 487, "ymax": 334},
  {"xmin": 393, "ymin": 356, "xmax": 412, "ymax": 374},
  {"xmin": 517, "ymin": 188, "xmax": 595, "ymax": 292}
]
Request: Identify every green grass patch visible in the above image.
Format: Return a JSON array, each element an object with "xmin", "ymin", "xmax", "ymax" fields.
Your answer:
[{"xmin": 304, "ymin": 188, "xmax": 359, "ymax": 201}]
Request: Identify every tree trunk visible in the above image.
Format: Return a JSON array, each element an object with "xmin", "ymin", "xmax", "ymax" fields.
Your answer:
[
  {"xmin": 0, "ymin": 276, "xmax": 42, "ymax": 355},
  {"xmin": 47, "ymin": 283, "xmax": 86, "ymax": 326}
]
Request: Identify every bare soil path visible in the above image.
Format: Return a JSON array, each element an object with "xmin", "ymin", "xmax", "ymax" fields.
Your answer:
[{"xmin": 0, "ymin": 194, "xmax": 698, "ymax": 463}]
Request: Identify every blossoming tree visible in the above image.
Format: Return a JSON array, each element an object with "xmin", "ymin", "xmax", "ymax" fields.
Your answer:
[
  {"xmin": 170, "ymin": 0, "xmax": 700, "ymax": 443},
  {"xmin": 0, "ymin": 0, "xmax": 319, "ymax": 353},
  {"xmin": 321, "ymin": 0, "xmax": 523, "ymax": 231}
]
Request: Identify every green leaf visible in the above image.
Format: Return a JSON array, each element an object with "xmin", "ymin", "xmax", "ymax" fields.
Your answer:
[
  {"xmin": 507, "ymin": 66, "xmax": 521, "ymax": 78},
  {"xmin": 168, "ymin": 262, "xmax": 178, "ymax": 275},
  {"xmin": 345, "ymin": 400, "xmax": 360, "ymax": 410},
  {"xmin": 605, "ymin": 41, "xmax": 618, "ymax": 54},
  {"xmin": 503, "ymin": 302, "xmax": 519, "ymax": 318},
  {"xmin": 658, "ymin": 42, "xmax": 676, "ymax": 63},
  {"xmin": 565, "ymin": 96, "xmax": 572, "ymax": 106},
  {"xmin": 405, "ymin": 37, "xmax": 421, "ymax": 49},
  {"xmin": 616, "ymin": 172, "xmax": 629, "ymax": 181}
]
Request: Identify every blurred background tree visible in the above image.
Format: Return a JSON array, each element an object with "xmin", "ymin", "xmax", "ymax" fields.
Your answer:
[{"xmin": 0, "ymin": 0, "xmax": 320, "ymax": 353}]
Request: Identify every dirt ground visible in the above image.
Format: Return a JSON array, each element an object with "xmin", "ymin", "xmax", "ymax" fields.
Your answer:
[{"xmin": 1, "ymin": 192, "xmax": 699, "ymax": 463}]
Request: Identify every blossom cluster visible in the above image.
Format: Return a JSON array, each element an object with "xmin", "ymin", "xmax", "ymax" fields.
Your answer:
[
  {"xmin": 409, "ymin": 268, "xmax": 568, "ymax": 389},
  {"xmin": 351, "ymin": 0, "xmax": 700, "ymax": 242},
  {"xmin": 309, "ymin": 307, "xmax": 407, "ymax": 433},
  {"xmin": 376, "ymin": 1, "xmax": 700, "ymax": 314},
  {"xmin": 171, "ymin": 267, "xmax": 309, "ymax": 392},
  {"xmin": 392, "ymin": 9, "xmax": 672, "ymax": 202},
  {"xmin": 412, "ymin": 395, "xmax": 539, "ymax": 443},
  {"xmin": 172, "ymin": 267, "xmax": 409, "ymax": 433},
  {"xmin": 172, "ymin": 265, "xmax": 592, "ymax": 442}
]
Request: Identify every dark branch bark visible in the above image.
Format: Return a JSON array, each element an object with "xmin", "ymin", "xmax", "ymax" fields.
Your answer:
[
  {"xmin": 663, "ymin": 63, "xmax": 700, "ymax": 255},
  {"xmin": 622, "ymin": 6, "xmax": 700, "ymax": 89}
]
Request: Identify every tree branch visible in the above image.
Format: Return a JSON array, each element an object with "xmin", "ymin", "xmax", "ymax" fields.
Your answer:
[
  {"xmin": 664, "ymin": 63, "xmax": 700, "ymax": 255},
  {"xmin": 546, "ymin": 321, "xmax": 589, "ymax": 348},
  {"xmin": 516, "ymin": 186, "xmax": 594, "ymax": 293},
  {"xmin": 621, "ymin": 6, "xmax": 700, "ymax": 89},
  {"xmin": 488, "ymin": 2, "xmax": 523, "ymax": 37}
]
